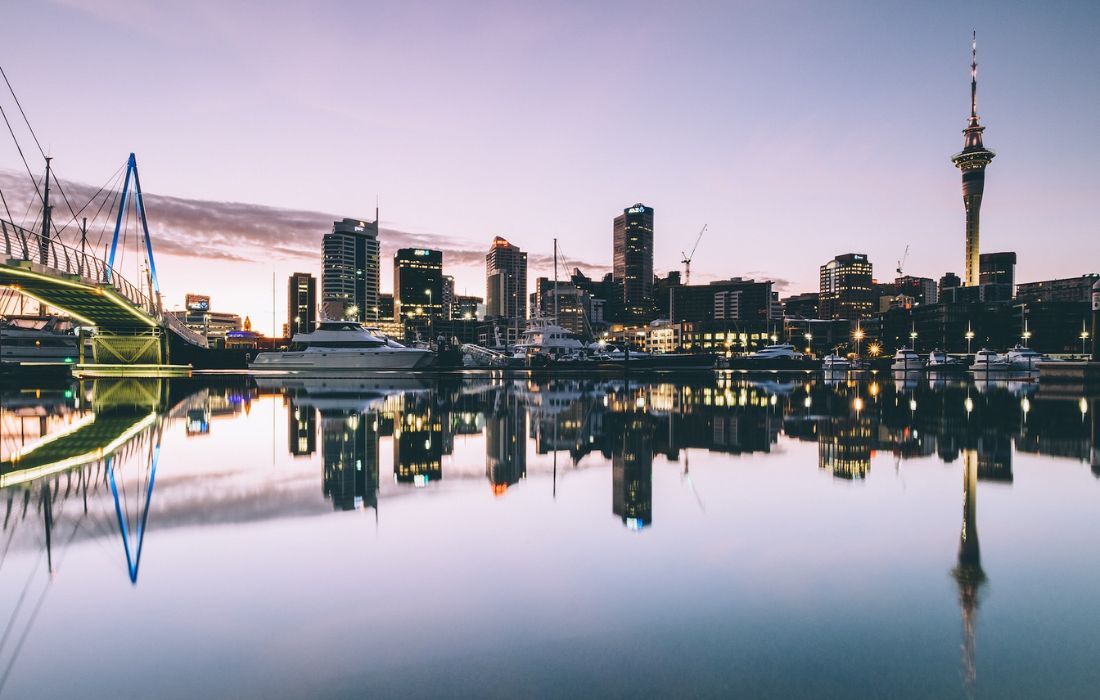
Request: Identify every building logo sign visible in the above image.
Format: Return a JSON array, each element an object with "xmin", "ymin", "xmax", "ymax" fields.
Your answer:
[{"xmin": 185, "ymin": 294, "xmax": 210, "ymax": 312}]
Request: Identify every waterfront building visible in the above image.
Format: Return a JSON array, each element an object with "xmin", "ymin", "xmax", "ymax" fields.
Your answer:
[
  {"xmin": 452, "ymin": 295, "xmax": 482, "ymax": 320},
  {"xmin": 670, "ymin": 278, "xmax": 774, "ymax": 323},
  {"xmin": 951, "ymin": 34, "xmax": 996, "ymax": 287},
  {"xmin": 377, "ymin": 292, "xmax": 395, "ymax": 320},
  {"xmin": 940, "ymin": 272, "xmax": 962, "ymax": 297},
  {"xmin": 286, "ymin": 272, "xmax": 316, "ymax": 336},
  {"xmin": 613, "ymin": 203, "xmax": 654, "ymax": 319},
  {"xmin": 782, "ymin": 292, "xmax": 820, "ymax": 319},
  {"xmin": 1016, "ymin": 274, "xmax": 1100, "ymax": 303},
  {"xmin": 322, "ymin": 215, "xmax": 380, "ymax": 322},
  {"xmin": 170, "ymin": 294, "xmax": 242, "ymax": 348},
  {"xmin": 485, "ymin": 236, "xmax": 528, "ymax": 343},
  {"xmin": 819, "ymin": 253, "xmax": 873, "ymax": 320},
  {"xmin": 979, "ymin": 251, "xmax": 1016, "ymax": 300},
  {"xmin": 394, "ymin": 248, "xmax": 444, "ymax": 323},
  {"xmin": 531, "ymin": 278, "xmax": 592, "ymax": 336}
]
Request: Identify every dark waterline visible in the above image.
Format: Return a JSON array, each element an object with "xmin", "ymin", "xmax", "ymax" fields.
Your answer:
[{"xmin": 1, "ymin": 373, "xmax": 1098, "ymax": 699}]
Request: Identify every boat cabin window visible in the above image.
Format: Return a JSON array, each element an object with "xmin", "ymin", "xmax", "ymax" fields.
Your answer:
[
  {"xmin": 290, "ymin": 340, "xmax": 386, "ymax": 350},
  {"xmin": 316, "ymin": 322, "xmax": 366, "ymax": 332}
]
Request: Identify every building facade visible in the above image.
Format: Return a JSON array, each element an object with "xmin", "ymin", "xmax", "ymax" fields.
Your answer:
[
  {"xmin": 612, "ymin": 203, "xmax": 654, "ymax": 318},
  {"xmin": 485, "ymin": 236, "xmax": 528, "ymax": 333},
  {"xmin": 321, "ymin": 215, "xmax": 380, "ymax": 322},
  {"xmin": 819, "ymin": 253, "xmax": 874, "ymax": 320},
  {"xmin": 1016, "ymin": 274, "xmax": 1100, "ymax": 304},
  {"xmin": 394, "ymin": 248, "xmax": 444, "ymax": 322},
  {"xmin": 670, "ymin": 278, "xmax": 774, "ymax": 324},
  {"xmin": 287, "ymin": 272, "xmax": 316, "ymax": 336}
]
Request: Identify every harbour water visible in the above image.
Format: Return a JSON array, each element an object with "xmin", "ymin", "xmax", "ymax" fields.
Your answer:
[{"xmin": 1, "ymin": 372, "xmax": 1098, "ymax": 698}]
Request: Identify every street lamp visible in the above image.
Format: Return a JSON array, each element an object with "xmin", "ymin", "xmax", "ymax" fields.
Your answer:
[
  {"xmin": 425, "ymin": 289, "xmax": 433, "ymax": 340},
  {"xmin": 853, "ymin": 326, "xmax": 864, "ymax": 357},
  {"xmin": 805, "ymin": 332, "xmax": 813, "ymax": 357},
  {"xmin": 965, "ymin": 328, "xmax": 975, "ymax": 355},
  {"xmin": 1081, "ymin": 328, "xmax": 1090, "ymax": 356}
]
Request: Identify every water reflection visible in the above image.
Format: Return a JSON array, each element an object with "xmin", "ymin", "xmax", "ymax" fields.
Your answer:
[{"xmin": 1, "ymin": 372, "xmax": 1098, "ymax": 695}]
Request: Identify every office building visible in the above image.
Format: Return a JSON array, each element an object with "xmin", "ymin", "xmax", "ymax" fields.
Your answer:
[
  {"xmin": 670, "ymin": 278, "xmax": 774, "ymax": 323},
  {"xmin": 442, "ymin": 275, "xmax": 455, "ymax": 319},
  {"xmin": 819, "ymin": 254, "xmax": 873, "ymax": 320},
  {"xmin": 940, "ymin": 272, "xmax": 962, "ymax": 296},
  {"xmin": 322, "ymin": 215, "xmax": 380, "ymax": 322},
  {"xmin": 613, "ymin": 203, "xmax": 654, "ymax": 318},
  {"xmin": 485, "ymin": 236, "xmax": 528, "ymax": 324},
  {"xmin": 782, "ymin": 292, "xmax": 819, "ymax": 319},
  {"xmin": 1016, "ymin": 274, "xmax": 1100, "ymax": 304},
  {"xmin": 286, "ymin": 272, "xmax": 316, "ymax": 336},
  {"xmin": 452, "ymin": 295, "xmax": 482, "ymax": 320},
  {"xmin": 979, "ymin": 252, "xmax": 1016, "ymax": 288},
  {"xmin": 951, "ymin": 34, "xmax": 996, "ymax": 286},
  {"xmin": 394, "ymin": 248, "xmax": 444, "ymax": 322}
]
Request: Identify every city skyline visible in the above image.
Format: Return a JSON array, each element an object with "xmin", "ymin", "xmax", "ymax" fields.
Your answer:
[{"xmin": 1, "ymin": 2, "xmax": 1099, "ymax": 334}]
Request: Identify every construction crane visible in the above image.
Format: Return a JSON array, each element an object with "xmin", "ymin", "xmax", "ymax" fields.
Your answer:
[
  {"xmin": 896, "ymin": 244, "xmax": 910, "ymax": 277},
  {"xmin": 681, "ymin": 224, "xmax": 708, "ymax": 285}
]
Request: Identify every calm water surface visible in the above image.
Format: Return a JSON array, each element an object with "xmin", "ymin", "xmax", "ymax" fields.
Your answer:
[{"xmin": 1, "ymin": 372, "xmax": 1098, "ymax": 699}]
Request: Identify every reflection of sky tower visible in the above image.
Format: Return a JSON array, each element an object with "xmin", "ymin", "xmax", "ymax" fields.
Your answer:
[
  {"xmin": 952, "ymin": 450, "xmax": 987, "ymax": 690},
  {"xmin": 951, "ymin": 32, "xmax": 996, "ymax": 287}
]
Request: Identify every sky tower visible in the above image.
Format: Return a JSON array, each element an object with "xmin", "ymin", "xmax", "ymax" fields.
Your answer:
[{"xmin": 952, "ymin": 32, "xmax": 996, "ymax": 287}]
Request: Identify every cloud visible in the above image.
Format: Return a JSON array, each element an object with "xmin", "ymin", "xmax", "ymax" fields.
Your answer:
[{"xmin": 0, "ymin": 169, "xmax": 605, "ymax": 275}]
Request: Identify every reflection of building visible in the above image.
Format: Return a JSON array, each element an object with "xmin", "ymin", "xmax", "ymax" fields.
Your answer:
[
  {"xmin": 321, "ymin": 409, "xmax": 379, "ymax": 511},
  {"xmin": 612, "ymin": 416, "xmax": 653, "ymax": 528},
  {"xmin": 322, "ymin": 216, "xmax": 381, "ymax": 322},
  {"xmin": 394, "ymin": 396, "xmax": 443, "ymax": 485},
  {"xmin": 486, "ymin": 389, "xmax": 527, "ymax": 494},
  {"xmin": 820, "ymin": 253, "xmax": 873, "ymax": 320},
  {"xmin": 953, "ymin": 450, "xmax": 986, "ymax": 689},
  {"xmin": 613, "ymin": 203, "xmax": 654, "ymax": 318},
  {"xmin": 287, "ymin": 272, "xmax": 316, "ymax": 336},
  {"xmin": 977, "ymin": 433, "xmax": 1012, "ymax": 482},
  {"xmin": 289, "ymin": 403, "xmax": 316, "ymax": 456},
  {"xmin": 817, "ymin": 416, "xmax": 872, "ymax": 479}
]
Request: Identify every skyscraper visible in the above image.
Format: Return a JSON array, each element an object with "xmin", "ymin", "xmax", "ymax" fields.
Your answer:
[
  {"xmin": 393, "ymin": 248, "xmax": 444, "ymax": 322},
  {"xmin": 286, "ymin": 272, "xmax": 316, "ymax": 336},
  {"xmin": 613, "ymin": 203, "xmax": 654, "ymax": 317},
  {"xmin": 485, "ymin": 236, "xmax": 527, "ymax": 321},
  {"xmin": 819, "ymin": 253, "xmax": 873, "ymax": 320},
  {"xmin": 321, "ymin": 214, "xmax": 380, "ymax": 322},
  {"xmin": 951, "ymin": 33, "xmax": 996, "ymax": 287}
]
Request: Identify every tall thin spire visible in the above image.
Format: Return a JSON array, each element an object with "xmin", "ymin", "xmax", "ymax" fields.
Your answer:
[{"xmin": 969, "ymin": 30, "xmax": 979, "ymax": 124}]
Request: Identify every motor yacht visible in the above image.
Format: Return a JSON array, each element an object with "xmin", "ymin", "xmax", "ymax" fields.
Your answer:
[
  {"xmin": 1004, "ymin": 344, "xmax": 1057, "ymax": 371},
  {"xmin": 821, "ymin": 353, "xmax": 851, "ymax": 371},
  {"xmin": 249, "ymin": 322, "xmax": 433, "ymax": 371},
  {"xmin": 926, "ymin": 349, "xmax": 965, "ymax": 371},
  {"xmin": 745, "ymin": 344, "xmax": 802, "ymax": 361},
  {"xmin": 890, "ymin": 348, "xmax": 924, "ymax": 372},
  {"xmin": 512, "ymin": 319, "xmax": 587, "ymax": 360},
  {"xmin": 0, "ymin": 316, "xmax": 79, "ymax": 365},
  {"xmin": 970, "ymin": 348, "xmax": 1011, "ymax": 373}
]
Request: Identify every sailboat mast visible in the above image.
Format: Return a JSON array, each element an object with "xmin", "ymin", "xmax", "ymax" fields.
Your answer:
[{"xmin": 553, "ymin": 238, "xmax": 559, "ymax": 324}]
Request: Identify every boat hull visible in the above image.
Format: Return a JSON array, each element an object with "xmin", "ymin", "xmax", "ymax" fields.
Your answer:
[{"xmin": 248, "ymin": 349, "xmax": 434, "ymax": 371}]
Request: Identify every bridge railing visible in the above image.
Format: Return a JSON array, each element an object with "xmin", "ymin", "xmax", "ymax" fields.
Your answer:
[{"xmin": 1, "ymin": 218, "xmax": 208, "ymax": 348}]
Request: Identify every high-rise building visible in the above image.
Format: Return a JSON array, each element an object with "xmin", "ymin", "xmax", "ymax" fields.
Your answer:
[
  {"xmin": 782, "ymin": 292, "xmax": 820, "ymax": 319},
  {"xmin": 452, "ymin": 295, "xmax": 482, "ymax": 320},
  {"xmin": 485, "ymin": 236, "xmax": 527, "ymax": 322},
  {"xmin": 940, "ymin": 272, "xmax": 962, "ymax": 297},
  {"xmin": 287, "ymin": 272, "xmax": 316, "ymax": 336},
  {"xmin": 613, "ymin": 203, "xmax": 654, "ymax": 318},
  {"xmin": 442, "ymin": 275, "xmax": 455, "ymax": 319},
  {"xmin": 979, "ymin": 252, "xmax": 1016, "ymax": 289},
  {"xmin": 670, "ymin": 278, "xmax": 774, "ymax": 323},
  {"xmin": 394, "ymin": 248, "xmax": 444, "ymax": 322},
  {"xmin": 951, "ymin": 34, "xmax": 996, "ymax": 287},
  {"xmin": 321, "ymin": 215, "xmax": 380, "ymax": 322},
  {"xmin": 819, "ymin": 254, "xmax": 873, "ymax": 320}
]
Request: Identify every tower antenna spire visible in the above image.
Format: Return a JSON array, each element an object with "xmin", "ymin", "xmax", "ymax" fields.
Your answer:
[{"xmin": 970, "ymin": 30, "xmax": 978, "ymax": 122}]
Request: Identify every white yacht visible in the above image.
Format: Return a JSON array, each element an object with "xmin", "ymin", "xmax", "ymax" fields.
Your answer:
[
  {"xmin": 249, "ymin": 322, "xmax": 433, "ymax": 371},
  {"xmin": 0, "ymin": 316, "xmax": 79, "ymax": 365},
  {"xmin": 821, "ymin": 353, "xmax": 851, "ymax": 371},
  {"xmin": 970, "ymin": 348, "xmax": 1011, "ymax": 372},
  {"xmin": 926, "ymin": 350, "xmax": 965, "ymax": 371},
  {"xmin": 1004, "ymin": 344, "xmax": 1056, "ymax": 371},
  {"xmin": 745, "ymin": 344, "xmax": 802, "ymax": 361},
  {"xmin": 890, "ymin": 348, "xmax": 925, "ymax": 372},
  {"xmin": 512, "ymin": 319, "xmax": 587, "ymax": 360}
]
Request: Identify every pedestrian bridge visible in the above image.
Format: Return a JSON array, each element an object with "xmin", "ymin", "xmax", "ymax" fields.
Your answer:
[{"xmin": 0, "ymin": 217, "xmax": 207, "ymax": 364}]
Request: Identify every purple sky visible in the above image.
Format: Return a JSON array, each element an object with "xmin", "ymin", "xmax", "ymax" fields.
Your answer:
[{"xmin": 2, "ymin": 0, "xmax": 1098, "ymax": 334}]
